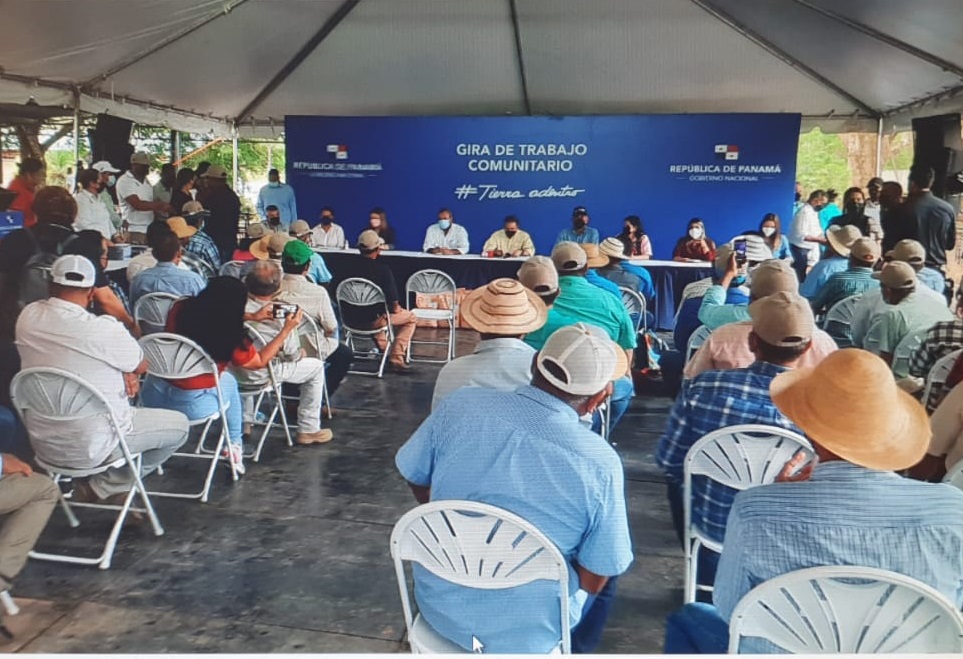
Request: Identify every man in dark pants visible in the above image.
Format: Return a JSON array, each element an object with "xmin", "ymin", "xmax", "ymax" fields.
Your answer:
[{"xmin": 200, "ymin": 165, "xmax": 241, "ymax": 264}]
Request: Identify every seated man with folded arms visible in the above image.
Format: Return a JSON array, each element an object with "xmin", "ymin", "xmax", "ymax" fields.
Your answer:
[
  {"xmin": 809, "ymin": 237, "xmax": 880, "ymax": 315},
  {"xmin": 16, "ymin": 255, "xmax": 189, "ymax": 503},
  {"xmin": 423, "ymin": 208, "xmax": 470, "ymax": 255},
  {"xmin": 431, "ymin": 278, "xmax": 546, "ymax": 410},
  {"xmin": 397, "ymin": 324, "xmax": 633, "ymax": 654},
  {"xmin": 665, "ymin": 350, "xmax": 963, "ymax": 654},
  {"xmin": 658, "ymin": 292, "xmax": 813, "ymax": 585}
]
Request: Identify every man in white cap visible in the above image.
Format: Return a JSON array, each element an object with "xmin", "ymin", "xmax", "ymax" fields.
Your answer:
[
  {"xmin": 809, "ymin": 236, "xmax": 881, "ymax": 314},
  {"xmin": 288, "ymin": 219, "xmax": 332, "ymax": 284},
  {"xmin": 659, "ymin": 291, "xmax": 812, "ymax": 584},
  {"xmin": 397, "ymin": 323, "xmax": 633, "ymax": 654},
  {"xmin": 90, "ymin": 161, "xmax": 123, "ymax": 232},
  {"xmin": 664, "ymin": 350, "xmax": 963, "ymax": 653},
  {"xmin": 115, "ymin": 152, "xmax": 171, "ymax": 244},
  {"xmin": 15, "ymin": 255, "xmax": 189, "ymax": 503},
  {"xmin": 799, "ymin": 224, "xmax": 861, "ymax": 300},
  {"xmin": 431, "ymin": 278, "xmax": 546, "ymax": 410}
]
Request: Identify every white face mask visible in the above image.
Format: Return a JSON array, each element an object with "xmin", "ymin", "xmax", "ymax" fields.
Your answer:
[
  {"xmin": 761, "ymin": 226, "xmax": 776, "ymax": 237},
  {"xmin": 688, "ymin": 228, "xmax": 704, "ymax": 240}
]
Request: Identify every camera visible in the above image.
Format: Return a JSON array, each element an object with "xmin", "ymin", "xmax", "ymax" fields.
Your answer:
[
  {"xmin": 734, "ymin": 238, "xmax": 748, "ymax": 265},
  {"xmin": 272, "ymin": 303, "xmax": 298, "ymax": 320}
]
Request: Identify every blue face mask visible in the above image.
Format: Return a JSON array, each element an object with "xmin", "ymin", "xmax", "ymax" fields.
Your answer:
[
  {"xmin": 732, "ymin": 276, "xmax": 747, "ymax": 286},
  {"xmin": 106, "ymin": 175, "xmax": 116, "ymax": 187},
  {"xmin": 439, "ymin": 220, "xmax": 451, "ymax": 230}
]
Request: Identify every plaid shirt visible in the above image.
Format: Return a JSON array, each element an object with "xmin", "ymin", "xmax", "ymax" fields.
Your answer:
[
  {"xmin": 909, "ymin": 319, "xmax": 963, "ymax": 410},
  {"xmin": 184, "ymin": 230, "xmax": 222, "ymax": 271},
  {"xmin": 656, "ymin": 361, "xmax": 802, "ymax": 544},
  {"xmin": 810, "ymin": 267, "xmax": 877, "ymax": 313}
]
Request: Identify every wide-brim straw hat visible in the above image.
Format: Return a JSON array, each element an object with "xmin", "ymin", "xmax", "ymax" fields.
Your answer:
[
  {"xmin": 249, "ymin": 235, "xmax": 272, "ymax": 260},
  {"xmin": 582, "ymin": 243, "xmax": 610, "ymax": 269},
  {"xmin": 769, "ymin": 349, "xmax": 930, "ymax": 471},
  {"xmin": 461, "ymin": 278, "xmax": 547, "ymax": 335},
  {"xmin": 825, "ymin": 225, "xmax": 861, "ymax": 257}
]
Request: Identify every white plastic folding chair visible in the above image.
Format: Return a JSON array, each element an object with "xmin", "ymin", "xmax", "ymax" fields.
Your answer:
[
  {"xmin": 618, "ymin": 286, "xmax": 646, "ymax": 335},
  {"xmin": 180, "ymin": 252, "xmax": 215, "ymax": 279},
  {"xmin": 942, "ymin": 457, "xmax": 963, "ymax": 490},
  {"xmin": 219, "ymin": 259, "xmax": 252, "ymax": 279},
  {"xmin": 390, "ymin": 500, "xmax": 571, "ymax": 654},
  {"xmin": 728, "ymin": 566, "xmax": 963, "ymax": 653},
  {"xmin": 10, "ymin": 367, "xmax": 164, "ymax": 570},
  {"xmin": 296, "ymin": 313, "xmax": 333, "ymax": 419},
  {"xmin": 921, "ymin": 348, "xmax": 963, "ymax": 411},
  {"xmin": 138, "ymin": 333, "xmax": 242, "ymax": 502},
  {"xmin": 822, "ymin": 293, "xmax": 862, "ymax": 348},
  {"xmin": 405, "ymin": 269, "xmax": 457, "ymax": 363},
  {"xmin": 337, "ymin": 278, "xmax": 394, "ymax": 378},
  {"xmin": 685, "ymin": 325, "xmax": 711, "ymax": 362},
  {"xmin": 683, "ymin": 424, "xmax": 813, "ymax": 604},
  {"xmin": 892, "ymin": 328, "xmax": 928, "ymax": 378},
  {"xmin": 132, "ymin": 292, "xmax": 181, "ymax": 335},
  {"xmin": 240, "ymin": 323, "xmax": 295, "ymax": 461}
]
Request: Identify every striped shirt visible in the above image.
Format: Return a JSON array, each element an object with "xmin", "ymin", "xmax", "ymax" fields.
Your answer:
[
  {"xmin": 656, "ymin": 361, "xmax": 801, "ymax": 543},
  {"xmin": 909, "ymin": 319, "xmax": 963, "ymax": 410},
  {"xmin": 715, "ymin": 462, "xmax": 963, "ymax": 653},
  {"xmin": 810, "ymin": 267, "xmax": 878, "ymax": 313},
  {"xmin": 184, "ymin": 230, "xmax": 222, "ymax": 271}
]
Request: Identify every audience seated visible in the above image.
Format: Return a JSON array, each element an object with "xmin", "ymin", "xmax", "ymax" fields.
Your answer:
[
  {"xmin": 664, "ymin": 350, "xmax": 963, "ymax": 654},
  {"xmin": 798, "ymin": 224, "xmax": 860, "ymax": 300},
  {"xmin": 129, "ymin": 230, "xmax": 206, "ymax": 306},
  {"xmin": 277, "ymin": 241, "xmax": 352, "ymax": 397},
  {"xmin": 127, "ymin": 220, "xmax": 191, "ymax": 282},
  {"xmin": 181, "ymin": 201, "xmax": 222, "ymax": 272},
  {"xmin": 17, "ymin": 255, "xmax": 188, "ymax": 501},
  {"xmin": 396, "ymin": 323, "xmax": 632, "ymax": 653},
  {"xmin": 288, "ymin": 220, "xmax": 332, "ymax": 284},
  {"xmin": 912, "ymin": 379, "xmax": 963, "ymax": 482},
  {"xmin": 518, "ymin": 256, "xmax": 580, "ymax": 350},
  {"xmin": 581, "ymin": 243, "xmax": 621, "ymax": 298},
  {"xmin": 232, "ymin": 223, "xmax": 268, "ymax": 262},
  {"xmin": 809, "ymin": 237, "xmax": 880, "ymax": 314},
  {"xmin": 597, "ymin": 236, "xmax": 656, "ymax": 303},
  {"xmin": 63, "ymin": 229, "xmax": 136, "ymax": 334},
  {"xmin": 431, "ymin": 278, "xmax": 546, "ymax": 410},
  {"xmin": 698, "ymin": 256, "xmax": 797, "ymax": 329},
  {"xmin": 888, "ymin": 238, "xmax": 945, "ymax": 294},
  {"xmin": 909, "ymin": 294, "xmax": 963, "ymax": 411}
]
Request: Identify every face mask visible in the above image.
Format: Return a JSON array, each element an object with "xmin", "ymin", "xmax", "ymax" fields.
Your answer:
[
  {"xmin": 689, "ymin": 228, "xmax": 704, "ymax": 240},
  {"xmin": 624, "ymin": 225, "xmax": 632, "ymax": 234},
  {"xmin": 847, "ymin": 202, "xmax": 865, "ymax": 214},
  {"xmin": 761, "ymin": 226, "xmax": 776, "ymax": 237},
  {"xmin": 573, "ymin": 218, "xmax": 587, "ymax": 230},
  {"xmin": 370, "ymin": 219, "xmax": 382, "ymax": 228},
  {"xmin": 504, "ymin": 230, "xmax": 517, "ymax": 238},
  {"xmin": 321, "ymin": 216, "xmax": 333, "ymax": 225},
  {"xmin": 269, "ymin": 181, "xmax": 280, "ymax": 188},
  {"xmin": 439, "ymin": 220, "xmax": 452, "ymax": 230},
  {"xmin": 268, "ymin": 216, "xmax": 280, "ymax": 225},
  {"xmin": 107, "ymin": 175, "xmax": 116, "ymax": 187}
]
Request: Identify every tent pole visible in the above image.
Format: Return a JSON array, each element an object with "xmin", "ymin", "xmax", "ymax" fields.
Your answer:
[
  {"xmin": 876, "ymin": 117, "xmax": 883, "ymax": 177},
  {"xmin": 232, "ymin": 129, "xmax": 239, "ymax": 190},
  {"xmin": 72, "ymin": 102, "xmax": 80, "ymax": 173}
]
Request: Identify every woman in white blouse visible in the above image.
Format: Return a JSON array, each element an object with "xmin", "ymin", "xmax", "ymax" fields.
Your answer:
[{"xmin": 72, "ymin": 169, "xmax": 116, "ymax": 243}]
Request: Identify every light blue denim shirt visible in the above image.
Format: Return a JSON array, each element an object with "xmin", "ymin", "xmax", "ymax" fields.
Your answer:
[{"xmin": 129, "ymin": 262, "xmax": 206, "ymax": 305}]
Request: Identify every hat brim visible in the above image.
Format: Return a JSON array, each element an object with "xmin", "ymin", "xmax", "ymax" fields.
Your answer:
[
  {"xmin": 586, "ymin": 254, "xmax": 610, "ymax": 268},
  {"xmin": 769, "ymin": 364, "xmax": 930, "ymax": 471},
  {"xmin": 171, "ymin": 227, "xmax": 197, "ymax": 239},
  {"xmin": 825, "ymin": 228, "xmax": 852, "ymax": 257},
  {"xmin": 250, "ymin": 237, "xmax": 271, "ymax": 260},
  {"xmin": 460, "ymin": 286, "xmax": 548, "ymax": 335}
]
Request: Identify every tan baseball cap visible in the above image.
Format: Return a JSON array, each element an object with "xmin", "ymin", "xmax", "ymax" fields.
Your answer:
[
  {"xmin": 517, "ymin": 255, "xmax": 559, "ymax": 295},
  {"xmin": 289, "ymin": 219, "xmax": 311, "ymax": 237},
  {"xmin": 749, "ymin": 259, "xmax": 798, "ymax": 298},
  {"xmin": 535, "ymin": 323, "xmax": 626, "ymax": 396},
  {"xmin": 358, "ymin": 229, "xmax": 385, "ymax": 251},
  {"xmin": 251, "ymin": 233, "xmax": 292, "ymax": 260},
  {"xmin": 551, "ymin": 242, "xmax": 588, "ymax": 273},
  {"xmin": 872, "ymin": 261, "xmax": 917, "ymax": 289},
  {"xmin": 825, "ymin": 225, "xmax": 862, "ymax": 257},
  {"xmin": 849, "ymin": 237, "xmax": 881, "ymax": 265},
  {"xmin": 130, "ymin": 151, "xmax": 151, "ymax": 166},
  {"xmin": 181, "ymin": 200, "xmax": 208, "ymax": 216},
  {"xmin": 248, "ymin": 223, "xmax": 268, "ymax": 240},
  {"xmin": 749, "ymin": 291, "xmax": 814, "ymax": 348},
  {"xmin": 581, "ymin": 243, "xmax": 610, "ymax": 269},
  {"xmin": 886, "ymin": 239, "xmax": 926, "ymax": 265},
  {"xmin": 599, "ymin": 237, "xmax": 628, "ymax": 260},
  {"xmin": 202, "ymin": 165, "xmax": 228, "ymax": 179}
]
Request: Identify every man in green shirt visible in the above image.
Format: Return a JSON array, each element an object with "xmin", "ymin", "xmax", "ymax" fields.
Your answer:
[{"xmin": 698, "ymin": 250, "xmax": 798, "ymax": 329}]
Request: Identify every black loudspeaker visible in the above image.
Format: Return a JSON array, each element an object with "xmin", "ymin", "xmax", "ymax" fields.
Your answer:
[
  {"xmin": 911, "ymin": 114, "xmax": 963, "ymax": 199},
  {"xmin": 88, "ymin": 114, "xmax": 134, "ymax": 171}
]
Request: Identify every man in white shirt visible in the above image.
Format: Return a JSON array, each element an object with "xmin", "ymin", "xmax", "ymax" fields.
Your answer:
[
  {"xmin": 310, "ymin": 207, "xmax": 346, "ymax": 248},
  {"xmin": 423, "ymin": 208, "xmax": 470, "ymax": 255},
  {"xmin": 90, "ymin": 161, "xmax": 122, "ymax": 231},
  {"xmin": 116, "ymin": 152, "xmax": 170, "ymax": 244},
  {"xmin": 788, "ymin": 189, "xmax": 828, "ymax": 281},
  {"xmin": 15, "ymin": 256, "xmax": 188, "ymax": 501},
  {"xmin": 431, "ymin": 278, "xmax": 547, "ymax": 410},
  {"xmin": 73, "ymin": 169, "xmax": 116, "ymax": 241}
]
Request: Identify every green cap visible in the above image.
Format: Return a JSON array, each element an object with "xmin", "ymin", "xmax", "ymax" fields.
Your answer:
[{"xmin": 281, "ymin": 239, "xmax": 314, "ymax": 267}]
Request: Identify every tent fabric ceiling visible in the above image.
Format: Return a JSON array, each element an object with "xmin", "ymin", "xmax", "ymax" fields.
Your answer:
[{"xmin": 2, "ymin": 0, "xmax": 963, "ymax": 137}]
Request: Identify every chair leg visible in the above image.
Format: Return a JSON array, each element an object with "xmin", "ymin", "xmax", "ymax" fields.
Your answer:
[
  {"xmin": 131, "ymin": 456, "xmax": 164, "ymax": 538},
  {"xmin": 52, "ymin": 475, "xmax": 80, "ymax": 528},
  {"xmin": 98, "ymin": 486, "xmax": 137, "ymax": 570},
  {"xmin": 199, "ymin": 431, "xmax": 228, "ymax": 503},
  {"xmin": 684, "ymin": 537, "xmax": 699, "ymax": 604}
]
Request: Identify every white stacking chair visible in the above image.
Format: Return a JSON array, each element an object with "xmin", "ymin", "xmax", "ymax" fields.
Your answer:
[
  {"xmin": 240, "ymin": 323, "xmax": 295, "ymax": 461},
  {"xmin": 337, "ymin": 278, "xmax": 394, "ymax": 378},
  {"xmin": 10, "ymin": 367, "xmax": 164, "ymax": 570},
  {"xmin": 618, "ymin": 286, "xmax": 647, "ymax": 335},
  {"xmin": 219, "ymin": 259, "xmax": 252, "ymax": 279},
  {"xmin": 390, "ymin": 500, "xmax": 571, "ymax": 654},
  {"xmin": 822, "ymin": 293, "xmax": 862, "ymax": 348},
  {"xmin": 921, "ymin": 348, "xmax": 962, "ymax": 411},
  {"xmin": 296, "ymin": 313, "xmax": 333, "ymax": 418},
  {"xmin": 683, "ymin": 424, "xmax": 813, "ymax": 603},
  {"xmin": 685, "ymin": 325, "xmax": 711, "ymax": 362},
  {"xmin": 405, "ymin": 269, "xmax": 457, "ymax": 363},
  {"xmin": 728, "ymin": 566, "xmax": 963, "ymax": 653},
  {"xmin": 180, "ymin": 252, "xmax": 215, "ymax": 279},
  {"xmin": 138, "ymin": 333, "xmax": 242, "ymax": 502},
  {"xmin": 133, "ymin": 292, "xmax": 181, "ymax": 335},
  {"xmin": 892, "ymin": 328, "xmax": 928, "ymax": 378},
  {"xmin": 942, "ymin": 457, "xmax": 963, "ymax": 490}
]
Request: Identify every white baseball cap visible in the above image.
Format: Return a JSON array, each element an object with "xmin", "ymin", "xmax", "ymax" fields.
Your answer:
[
  {"xmin": 91, "ymin": 161, "xmax": 120, "ymax": 174},
  {"xmin": 536, "ymin": 323, "xmax": 627, "ymax": 395},
  {"xmin": 50, "ymin": 255, "xmax": 96, "ymax": 288}
]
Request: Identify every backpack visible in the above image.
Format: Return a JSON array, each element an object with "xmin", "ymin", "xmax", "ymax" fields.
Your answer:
[{"xmin": 16, "ymin": 227, "xmax": 77, "ymax": 309}]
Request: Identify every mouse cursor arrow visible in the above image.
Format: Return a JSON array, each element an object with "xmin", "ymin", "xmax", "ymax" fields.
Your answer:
[{"xmin": 471, "ymin": 636, "xmax": 484, "ymax": 653}]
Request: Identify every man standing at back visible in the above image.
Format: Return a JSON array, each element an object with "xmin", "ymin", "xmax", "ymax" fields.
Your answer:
[
  {"xmin": 201, "ymin": 165, "xmax": 242, "ymax": 264},
  {"xmin": 116, "ymin": 152, "xmax": 170, "ymax": 244},
  {"xmin": 397, "ymin": 324, "xmax": 633, "ymax": 653},
  {"xmin": 788, "ymin": 189, "xmax": 828, "ymax": 282},
  {"xmin": 257, "ymin": 168, "xmax": 297, "ymax": 231},
  {"xmin": 903, "ymin": 164, "xmax": 956, "ymax": 270}
]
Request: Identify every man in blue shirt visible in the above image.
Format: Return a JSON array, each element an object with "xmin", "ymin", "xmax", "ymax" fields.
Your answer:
[
  {"xmin": 698, "ymin": 253, "xmax": 798, "ymax": 329},
  {"xmin": 181, "ymin": 201, "xmax": 222, "ymax": 272},
  {"xmin": 799, "ymin": 224, "xmax": 861, "ymax": 300},
  {"xmin": 597, "ymin": 237, "xmax": 656, "ymax": 301},
  {"xmin": 396, "ymin": 323, "xmax": 633, "ymax": 653},
  {"xmin": 664, "ymin": 349, "xmax": 963, "ymax": 654},
  {"xmin": 555, "ymin": 206, "xmax": 599, "ymax": 245},
  {"xmin": 129, "ymin": 230, "xmax": 206, "ymax": 305},
  {"xmin": 256, "ymin": 168, "xmax": 297, "ymax": 230},
  {"xmin": 809, "ymin": 237, "xmax": 880, "ymax": 314},
  {"xmin": 582, "ymin": 243, "xmax": 621, "ymax": 298}
]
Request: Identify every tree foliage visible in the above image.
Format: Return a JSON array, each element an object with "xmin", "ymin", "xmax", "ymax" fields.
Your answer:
[{"xmin": 796, "ymin": 128, "xmax": 853, "ymax": 196}]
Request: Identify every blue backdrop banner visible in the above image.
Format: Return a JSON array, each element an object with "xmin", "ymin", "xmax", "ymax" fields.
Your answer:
[{"xmin": 285, "ymin": 114, "xmax": 801, "ymax": 258}]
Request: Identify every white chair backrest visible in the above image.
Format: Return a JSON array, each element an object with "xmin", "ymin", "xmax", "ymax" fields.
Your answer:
[
  {"xmin": 390, "ymin": 500, "xmax": 571, "ymax": 652},
  {"xmin": 619, "ymin": 287, "xmax": 645, "ymax": 322},
  {"xmin": 684, "ymin": 424, "xmax": 813, "ymax": 491},
  {"xmin": 892, "ymin": 328, "xmax": 928, "ymax": 375},
  {"xmin": 943, "ymin": 458, "xmax": 963, "ymax": 490},
  {"xmin": 824, "ymin": 293, "xmax": 862, "ymax": 327},
  {"xmin": 337, "ymin": 277, "xmax": 386, "ymax": 307},
  {"xmin": 922, "ymin": 348, "xmax": 962, "ymax": 408},
  {"xmin": 406, "ymin": 269, "xmax": 456, "ymax": 301},
  {"xmin": 728, "ymin": 566, "xmax": 963, "ymax": 653},
  {"xmin": 138, "ymin": 333, "xmax": 220, "ymax": 381},
  {"xmin": 219, "ymin": 260, "xmax": 250, "ymax": 279},
  {"xmin": 686, "ymin": 325, "xmax": 712, "ymax": 361},
  {"xmin": 11, "ymin": 367, "xmax": 114, "ymax": 424},
  {"xmin": 133, "ymin": 292, "xmax": 180, "ymax": 335},
  {"xmin": 181, "ymin": 252, "xmax": 215, "ymax": 279}
]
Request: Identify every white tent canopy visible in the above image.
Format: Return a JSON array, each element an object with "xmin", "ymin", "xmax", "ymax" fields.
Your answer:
[{"xmin": 2, "ymin": 0, "xmax": 963, "ymax": 137}]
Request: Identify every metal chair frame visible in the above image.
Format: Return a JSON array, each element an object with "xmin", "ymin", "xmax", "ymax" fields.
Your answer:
[
  {"xmin": 405, "ymin": 269, "xmax": 457, "ymax": 363},
  {"xmin": 336, "ymin": 278, "xmax": 394, "ymax": 378}
]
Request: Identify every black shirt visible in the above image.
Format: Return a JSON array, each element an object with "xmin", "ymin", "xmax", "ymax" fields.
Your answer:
[
  {"xmin": 203, "ymin": 186, "xmax": 241, "ymax": 257},
  {"xmin": 828, "ymin": 211, "xmax": 872, "ymax": 237},
  {"xmin": 903, "ymin": 191, "xmax": 957, "ymax": 268},
  {"xmin": 332, "ymin": 254, "xmax": 400, "ymax": 325}
]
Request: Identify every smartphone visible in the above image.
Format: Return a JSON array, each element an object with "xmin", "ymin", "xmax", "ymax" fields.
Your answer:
[
  {"xmin": 734, "ymin": 238, "xmax": 748, "ymax": 264},
  {"xmin": 272, "ymin": 303, "xmax": 297, "ymax": 320}
]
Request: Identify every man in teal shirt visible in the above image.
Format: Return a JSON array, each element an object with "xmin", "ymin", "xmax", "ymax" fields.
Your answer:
[{"xmin": 698, "ymin": 251, "xmax": 799, "ymax": 329}]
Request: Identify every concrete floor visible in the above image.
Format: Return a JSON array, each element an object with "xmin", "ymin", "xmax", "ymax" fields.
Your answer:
[{"xmin": 1, "ymin": 331, "xmax": 682, "ymax": 653}]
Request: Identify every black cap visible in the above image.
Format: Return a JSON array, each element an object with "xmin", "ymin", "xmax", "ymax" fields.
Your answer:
[{"xmin": 572, "ymin": 206, "xmax": 587, "ymax": 217}]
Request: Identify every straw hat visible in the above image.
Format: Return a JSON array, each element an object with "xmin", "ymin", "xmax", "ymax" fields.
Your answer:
[
  {"xmin": 581, "ymin": 243, "xmax": 610, "ymax": 269},
  {"xmin": 165, "ymin": 216, "xmax": 197, "ymax": 239},
  {"xmin": 770, "ymin": 349, "xmax": 930, "ymax": 471},
  {"xmin": 599, "ymin": 237, "xmax": 628, "ymax": 261},
  {"xmin": 250, "ymin": 233, "xmax": 292, "ymax": 260},
  {"xmin": 825, "ymin": 225, "xmax": 862, "ymax": 257},
  {"xmin": 460, "ymin": 278, "xmax": 547, "ymax": 335}
]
